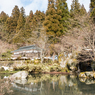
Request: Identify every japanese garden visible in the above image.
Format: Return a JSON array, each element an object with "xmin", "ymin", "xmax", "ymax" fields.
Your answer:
[{"xmin": 0, "ymin": 0, "xmax": 95, "ymax": 95}]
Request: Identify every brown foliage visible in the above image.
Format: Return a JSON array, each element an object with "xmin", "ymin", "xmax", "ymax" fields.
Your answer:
[{"xmin": 0, "ymin": 40, "xmax": 16, "ymax": 54}]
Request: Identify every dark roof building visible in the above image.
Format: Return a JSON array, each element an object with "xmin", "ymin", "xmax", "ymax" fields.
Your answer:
[{"xmin": 11, "ymin": 45, "xmax": 42, "ymax": 60}]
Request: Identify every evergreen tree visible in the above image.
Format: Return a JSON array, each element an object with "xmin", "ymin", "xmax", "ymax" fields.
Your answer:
[
  {"xmin": 44, "ymin": 0, "xmax": 63, "ymax": 37},
  {"xmin": 33, "ymin": 10, "xmax": 45, "ymax": 27},
  {"xmin": 56, "ymin": 0, "xmax": 70, "ymax": 32},
  {"xmin": 25, "ymin": 10, "xmax": 34, "ymax": 31},
  {"xmin": 31, "ymin": 10, "xmax": 45, "ymax": 32},
  {"xmin": 11, "ymin": 5, "xmax": 20, "ymax": 21},
  {"xmin": 11, "ymin": 5, "xmax": 20, "ymax": 31},
  {"xmin": 70, "ymin": 0, "xmax": 81, "ymax": 17},
  {"xmin": 80, "ymin": 4, "xmax": 87, "ymax": 15},
  {"xmin": 6, "ymin": 5, "xmax": 20, "ymax": 33},
  {"xmin": 48, "ymin": 0, "xmax": 55, "ymax": 9},
  {"xmin": 0, "ymin": 11, "xmax": 8, "ymax": 23},
  {"xmin": 28, "ymin": 10, "xmax": 34, "ymax": 23},
  {"xmin": 90, "ymin": 0, "xmax": 95, "ymax": 19},
  {"xmin": 74, "ymin": 0, "xmax": 80, "ymax": 11},
  {"xmin": 23, "ymin": 18, "xmax": 31, "ymax": 39},
  {"xmin": 90, "ymin": 0, "xmax": 95, "ymax": 11},
  {"xmin": 6, "ymin": 17, "xmax": 15, "ymax": 33},
  {"xmin": 16, "ymin": 7, "xmax": 26, "ymax": 32}
]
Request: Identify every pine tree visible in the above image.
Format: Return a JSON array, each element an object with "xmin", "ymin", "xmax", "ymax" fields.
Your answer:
[
  {"xmin": 28, "ymin": 10, "xmax": 34, "ymax": 23},
  {"xmin": 11, "ymin": 5, "xmax": 20, "ymax": 21},
  {"xmin": 90, "ymin": 0, "xmax": 95, "ymax": 19},
  {"xmin": 44, "ymin": 0, "xmax": 63, "ymax": 37},
  {"xmin": 90, "ymin": 0, "xmax": 95, "ymax": 11},
  {"xmin": 11, "ymin": 5, "xmax": 20, "ymax": 31},
  {"xmin": 6, "ymin": 17, "xmax": 13, "ymax": 33},
  {"xmin": 23, "ymin": 18, "xmax": 31, "ymax": 39},
  {"xmin": 56, "ymin": 0, "xmax": 70, "ymax": 32},
  {"xmin": 16, "ymin": 7, "xmax": 26, "ymax": 32},
  {"xmin": 80, "ymin": 4, "xmax": 87, "ymax": 16},
  {"xmin": 75, "ymin": 0, "xmax": 80, "ymax": 11},
  {"xmin": 25, "ymin": 10, "xmax": 34, "ymax": 32},
  {"xmin": 33, "ymin": 10, "xmax": 45, "ymax": 27},
  {"xmin": 30, "ymin": 10, "xmax": 45, "ymax": 32},
  {"xmin": 48, "ymin": 0, "xmax": 55, "ymax": 9},
  {"xmin": 70, "ymin": 0, "xmax": 81, "ymax": 17},
  {"xmin": 0, "ymin": 11, "xmax": 8, "ymax": 23},
  {"xmin": 6, "ymin": 5, "xmax": 20, "ymax": 33}
]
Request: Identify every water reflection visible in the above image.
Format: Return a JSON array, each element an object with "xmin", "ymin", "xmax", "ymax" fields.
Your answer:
[
  {"xmin": 0, "ymin": 74, "xmax": 13, "ymax": 95},
  {"xmin": 1, "ymin": 74, "xmax": 95, "ymax": 95}
]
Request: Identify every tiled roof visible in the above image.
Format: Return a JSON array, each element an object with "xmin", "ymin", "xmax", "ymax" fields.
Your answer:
[{"xmin": 12, "ymin": 45, "xmax": 41, "ymax": 53}]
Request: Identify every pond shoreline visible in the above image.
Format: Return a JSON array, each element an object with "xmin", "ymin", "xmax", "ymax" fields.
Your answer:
[
  {"xmin": 40, "ymin": 71, "xmax": 70, "ymax": 74},
  {"xmin": 0, "ymin": 71, "xmax": 70, "ymax": 75}
]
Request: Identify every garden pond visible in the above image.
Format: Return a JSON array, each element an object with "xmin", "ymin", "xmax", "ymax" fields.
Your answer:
[{"xmin": 1, "ymin": 73, "xmax": 95, "ymax": 95}]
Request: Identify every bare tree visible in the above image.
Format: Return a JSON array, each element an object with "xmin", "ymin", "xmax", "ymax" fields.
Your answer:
[
  {"xmin": 36, "ymin": 28, "xmax": 48, "ymax": 63},
  {"xmin": 27, "ymin": 27, "xmax": 48, "ymax": 63},
  {"xmin": 60, "ymin": 14, "xmax": 95, "ymax": 63},
  {"xmin": 81, "ymin": 22, "xmax": 95, "ymax": 61}
]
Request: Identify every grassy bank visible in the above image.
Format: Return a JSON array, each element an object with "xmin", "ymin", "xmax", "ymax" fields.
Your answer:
[
  {"xmin": 0, "ymin": 71, "xmax": 18, "ymax": 74},
  {"xmin": 13, "ymin": 63, "xmax": 69, "ymax": 74},
  {"xmin": 0, "ymin": 60, "xmax": 70, "ymax": 74}
]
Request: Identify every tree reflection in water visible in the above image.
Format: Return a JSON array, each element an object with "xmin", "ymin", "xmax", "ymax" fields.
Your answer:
[
  {"xmin": 1, "ymin": 74, "xmax": 95, "ymax": 95},
  {"xmin": 0, "ymin": 75, "xmax": 13, "ymax": 95}
]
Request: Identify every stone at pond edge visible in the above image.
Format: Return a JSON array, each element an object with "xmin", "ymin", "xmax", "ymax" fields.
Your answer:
[
  {"xmin": 14, "ymin": 79, "xmax": 27, "ymax": 85},
  {"xmin": 9, "ymin": 71, "xmax": 28, "ymax": 81},
  {"xmin": 79, "ymin": 72, "xmax": 95, "ymax": 79}
]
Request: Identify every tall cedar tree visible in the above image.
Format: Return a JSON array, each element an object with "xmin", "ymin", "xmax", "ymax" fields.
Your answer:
[
  {"xmin": 6, "ymin": 17, "xmax": 14, "ymax": 33},
  {"xmin": 26, "ymin": 10, "xmax": 34, "ymax": 30},
  {"xmin": 23, "ymin": 16, "xmax": 32, "ymax": 39},
  {"xmin": 0, "ymin": 11, "xmax": 8, "ymax": 23},
  {"xmin": 80, "ymin": 4, "xmax": 87, "ymax": 16},
  {"xmin": 28, "ymin": 10, "xmax": 34, "ymax": 23},
  {"xmin": 70, "ymin": 0, "xmax": 81, "ymax": 17},
  {"xmin": 11, "ymin": 5, "xmax": 20, "ymax": 28},
  {"xmin": 33, "ymin": 10, "xmax": 45, "ymax": 30},
  {"xmin": 90, "ymin": 0, "xmax": 95, "ymax": 20},
  {"xmin": 24, "ymin": 21, "xmax": 31, "ymax": 38},
  {"xmin": 56, "ymin": 0, "xmax": 70, "ymax": 32},
  {"xmin": 16, "ymin": 7, "xmax": 26, "ymax": 32},
  {"xmin": 44, "ymin": 0, "xmax": 63, "ymax": 37},
  {"xmin": 6, "ymin": 5, "xmax": 20, "ymax": 33}
]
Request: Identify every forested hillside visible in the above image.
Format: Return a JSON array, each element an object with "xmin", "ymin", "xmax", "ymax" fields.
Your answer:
[{"xmin": 0, "ymin": 0, "xmax": 94, "ymax": 59}]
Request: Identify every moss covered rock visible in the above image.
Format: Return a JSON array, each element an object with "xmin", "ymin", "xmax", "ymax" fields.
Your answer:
[{"xmin": 79, "ymin": 72, "xmax": 95, "ymax": 79}]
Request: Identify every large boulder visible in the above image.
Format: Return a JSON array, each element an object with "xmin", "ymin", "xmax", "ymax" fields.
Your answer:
[
  {"xmin": 79, "ymin": 72, "xmax": 87, "ymax": 78},
  {"xmin": 14, "ymin": 79, "xmax": 27, "ymax": 85},
  {"xmin": 9, "ymin": 71, "xmax": 28, "ymax": 81}
]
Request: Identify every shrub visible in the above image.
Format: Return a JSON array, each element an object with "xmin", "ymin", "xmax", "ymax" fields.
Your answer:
[{"xmin": 0, "ymin": 67, "xmax": 5, "ymax": 71}]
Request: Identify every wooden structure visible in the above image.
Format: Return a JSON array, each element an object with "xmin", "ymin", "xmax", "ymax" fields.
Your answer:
[{"xmin": 11, "ymin": 45, "xmax": 42, "ymax": 60}]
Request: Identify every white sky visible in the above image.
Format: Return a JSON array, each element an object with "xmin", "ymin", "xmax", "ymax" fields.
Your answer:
[
  {"xmin": 0, "ymin": 0, "xmax": 90, "ymax": 16},
  {"xmin": 67, "ymin": 0, "xmax": 90, "ymax": 12}
]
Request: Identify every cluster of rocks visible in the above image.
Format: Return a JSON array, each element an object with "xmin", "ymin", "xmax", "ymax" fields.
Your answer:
[
  {"xmin": 79, "ymin": 71, "xmax": 95, "ymax": 79},
  {"xmin": 79, "ymin": 71, "xmax": 95, "ymax": 85},
  {"xmin": 59, "ymin": 53, "xmax": 78, "ymax": 72}
]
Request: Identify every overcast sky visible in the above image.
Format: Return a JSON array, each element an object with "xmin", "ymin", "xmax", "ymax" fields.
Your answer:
[{"xmin": 0, "ymin": 0, "xmax": 90, "ymax": 16}]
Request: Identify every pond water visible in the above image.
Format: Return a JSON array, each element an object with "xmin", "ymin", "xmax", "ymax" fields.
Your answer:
[{"xmin": 1, "ymin": 74, "xmax": 95, "ymax": 95}]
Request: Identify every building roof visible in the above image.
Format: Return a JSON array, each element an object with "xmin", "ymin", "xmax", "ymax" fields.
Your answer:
[{"xmin": 12, "ymin": 45, "xmax": 41, "ymax": 53}]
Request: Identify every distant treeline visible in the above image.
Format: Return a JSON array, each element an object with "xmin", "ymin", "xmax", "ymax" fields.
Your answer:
[{"xmin": 0, "ymin": 0, "xmax": 94, "ymax": 46}]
